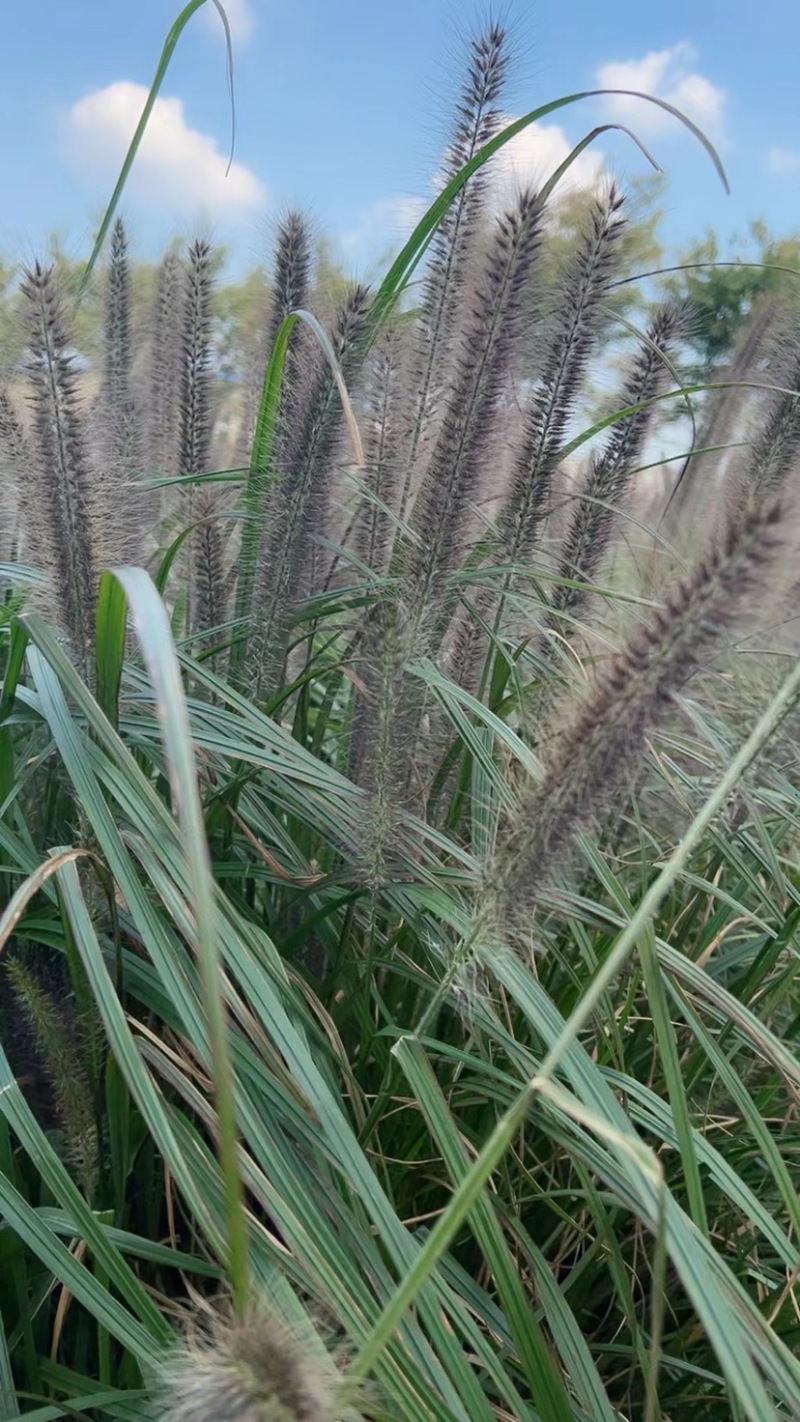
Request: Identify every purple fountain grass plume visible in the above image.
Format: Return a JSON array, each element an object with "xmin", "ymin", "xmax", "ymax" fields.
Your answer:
[
  {"xmin": 348, "ymin": 595, "xmax": 418, "ymax": 884},
  {"xmin": 96, "ymin": 216, "xmax": 145, "ymax": 558},
  {"xmin": 190, "ymin": 484, "xmax": 229, "ymax": 662},
  {"xmin": 398, "ymin": 21, "xmax": 511, "ymax": 520},
  {"xmin": 0, "ymin": 383, "xmax": 29, "ymax": 560},
  {"xmin": 264, "ymin": 212, "xmax": 313, "ymax": 362},
  {"xmin": 664, "ymin": 296, "xmax": 778, "ymax": 535},
  {"xmin": 147, "ymin": 249, "xmax": 185, "ymax": 480},
  {"xmin": 403, "ymin": 187, "xmax": 542, "ymax": 629},
  {"xmin": 180, "ymin": 239, "xmax": 218, "ymax": 639},
  {"xmin": 236, "ymin": 211, "xmax": 313, "ymax": 470},
  {"xmin": 20, "ymin": 262, "xmax": 99, "ymax": 671},
  {"xmin": 448, "ymin": 187, "xmax": 628, "ymax": 697},
  {"xmin": 734, "ymin": 310, "xmax": 800, "ymax": 512},
  {"xmin": 0, "ymin": 384, "xmax": 29, "ymax": 474},
  {"xmin": 247, "ymin": 283, "xmax": 371, "ymax": 703},
  {"xmin": 4, "ymin": 957, "xmax": 99, "ymax": 1201},
  {"xmin": 490, "ymin": 498, "xmax": 788, "ymax": 937},
  {"xmin": 181, "ymin": 239, "xmax": 215, "ymax": 481},
  {"xmin": 155, "ymin": 1304, "xmax": 344, "ymax": 1422},
  {"xmin": 102, "ymin": 217, "xmax": 132, "ymax": 418},
  {"xmin": 547, "ymin": 302, "xmax": 686, "ymax": 641},
  {"xmin": 500, "ymin": 184, "xmax": 627, "ymax": 566},
  {"xmin": 353, "ymin": 325, "xmax": 407, "ymax": 579},
  {"xmin": 296, "ymin": 285, "xmax": 373, "ymax": 603}
]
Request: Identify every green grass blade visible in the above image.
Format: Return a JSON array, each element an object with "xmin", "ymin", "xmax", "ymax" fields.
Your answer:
[
  {"xmin": 395, "ymin": 1035, "xmax": 581, "ymax": 1422},
  {"xmin": 106, "ymin": 566, "xmax": 249, "ymax": 1314},
  {"xmin": 81, "ymin": 0, "xmax": 234, "ymax": 285},
  {"xmin": 0, "ymin": 1171, "xmax": 161, "ymax": 1368},
  {"xmin": 95, "ymin": 571, "xmax": 128, "ymax": 733}
]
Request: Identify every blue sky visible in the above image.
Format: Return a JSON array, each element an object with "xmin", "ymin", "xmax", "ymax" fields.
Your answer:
[{"xmin": 1, "ymin": 0, "xmax": 798, "ymax": 279}]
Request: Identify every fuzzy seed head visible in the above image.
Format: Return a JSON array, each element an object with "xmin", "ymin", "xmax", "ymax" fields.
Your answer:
[
  {"xmin": 550, "ymin": 301, "xmax": 686, "ymax": 627},
  {"xmin": 405, "ymin": 188, "xmax": 542, "ymax": 613},
  {"xmin": 501, "ymin": 184, "xmax": 627, "ymax": 563},
  {"xmin": 148, "ymin": 250, "xmax": 185, "ymax": 479},
  {"xmin": 398, "ymin": 23, "xmax": 512, "ymax": 519},
  {"xmin": 20, "ymin": 261, "xmax": 98, "ymax": 664},
  {"xmin": 180, "ymin": 239, "xmax": 215, "ymax": 478},
  {"xmin": 493, "ymin": 498, "xmax": 788, "ymax": 930},
  {"xmin": 156, "ymin": 1310, "xmax": 340, "ymax": 1422}
]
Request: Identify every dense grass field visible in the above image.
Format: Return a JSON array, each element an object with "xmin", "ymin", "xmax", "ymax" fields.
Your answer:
[{"xmin": 1, "ymin": 5, "xmax": 800, "ymax": 1419}]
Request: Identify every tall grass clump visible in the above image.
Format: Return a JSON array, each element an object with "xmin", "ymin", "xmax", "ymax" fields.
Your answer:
[{"xmin": 2, "ymin": 9, "xmax": 800, "ymax": 1422}]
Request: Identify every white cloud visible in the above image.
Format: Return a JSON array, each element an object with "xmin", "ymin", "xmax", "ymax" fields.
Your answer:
[
  {"xmin": 343, "ymin": 120, "xmax": 607, "ymax": 267},
  {"xmin": 596, "ymin": 43, "xmax": 726, "ymax": 142},
  {"xmin": 341, "ymin": 194, "xmax": 428, "ymax": 262},
  {"xmin": 200, "ymin": 0, "xmax": 255, "ymax": 45},
  {"xmin": 64, "ymin": 81, "xmax": 265, "ymax": 215},
  {"xmin": 767, "ymin": 145, "xmax": 800, "ymax": 176},
  {"xmin": 487, "ymin": 119, "xmax": 605, "ymax": 206}
]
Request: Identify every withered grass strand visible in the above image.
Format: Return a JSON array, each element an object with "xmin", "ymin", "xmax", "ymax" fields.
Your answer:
[
  {"xmin": 405, "ymin": 189, "xmax": 543, "ymax": 623},
  {"xmin": 247, "ymin": 284, "xmax": 371, "ymax": 702},
  {"xmin": 398, "ymin": 22, "xmax": 510, "ymax": 519},
  {"xmin": 21, "ymin": 262, "xmax": 98, "ymax": 668},
  {"xmin": 493, "ymin": 499, "xmax": 786, "ymax": 931},
  {"xmin": 500, "ymin": 185, "xmax": 627, "ymax": 566},
  {"xmin": 550, "ymin": 302, "xmax": 685, "ymax": 630}
]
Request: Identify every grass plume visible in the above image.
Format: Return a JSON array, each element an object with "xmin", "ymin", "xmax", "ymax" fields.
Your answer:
[
  {"xmin": 500, "ymin": 184, "xmax": 628, "ymax": 567},
  {"xmin": 736, "ymin": 308, "xmax": 800, "ymax": 510},
  {"xmin": 147, "ymin": 249, "xmax": 185, "ymax": 479},
  {"xmin": 20, "ymin": 262, "xmax": 99, "ymax": 668},
  {"xmin": 236, "ymin": 211, "xmax": 312, "ymax": 470},
  {"xmin": 404, "ymin": 188, "xmax": 542, "ymax": 625},
  {"xmin": 3, "ymin": 956, "xmax": 99, "ymax": 1202},
  {"xmin": 246, "ymin": 283, "xmax": 371, "ymax": 702},
  {"xmin": 398, "ymin": 21, "xmax": 511, "ymax": 519},
  {"xmin": 180, "ymin": 239, "xmax": 215, "ymax": 482},
  {"xmin": 155, "ymin": 1306, "xmax": 342, "ymax": 1422},
  {"xmin": 492, "ymin": 498, "xmax": 788, "ymax": 935},
  {"xmin": 353, "ymin": 325, "xmax": 407, "ymax": 578},
  {"xmin": 546, "ymin": 302, "xmax": 686, "ymax": 646}
]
